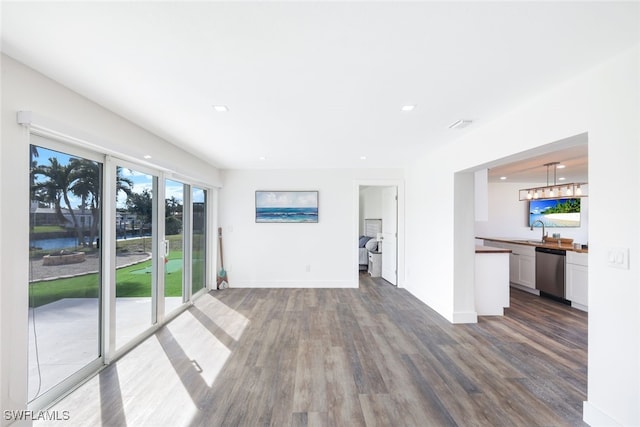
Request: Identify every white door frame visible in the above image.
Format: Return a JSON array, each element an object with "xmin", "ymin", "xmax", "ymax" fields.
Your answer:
[{"xmin": 353, "ymin": 179, "xmax": 405, "ymax": 288}]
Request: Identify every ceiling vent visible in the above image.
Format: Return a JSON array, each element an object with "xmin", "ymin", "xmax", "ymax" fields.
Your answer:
[{"xmin": 448, "ymin": 119, "xmax": 472, "ymax": 129}]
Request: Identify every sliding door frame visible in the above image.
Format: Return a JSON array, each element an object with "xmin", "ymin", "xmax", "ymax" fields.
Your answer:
[
  {"xmin": 19, "ymin": 113, "xmax": 216, "ymax": 409},
  {"xmin": 26, "ymin": 132, "xmax": 106, "ymax": 410}
]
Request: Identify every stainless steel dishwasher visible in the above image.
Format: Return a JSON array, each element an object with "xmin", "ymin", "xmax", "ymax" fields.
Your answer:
[{"xmin": 535, "ymin": 247, "xmax": 566, "ymax": 299}]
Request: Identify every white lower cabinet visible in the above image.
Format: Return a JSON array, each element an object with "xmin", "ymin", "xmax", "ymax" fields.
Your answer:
[
  {"xmin": 482, "ymin": 239, "xmax": 588, "ymax": 310},
  {"xmin": 566, "ymin": 251, "xmax": 588, "ymax": 311},
  {"xmin": 516, "ymin": 252, "xmax": 536, "ymax": 290},
  {"xmin": 491, "ymin": 242, "xmax": 536, "ymax": 291}
]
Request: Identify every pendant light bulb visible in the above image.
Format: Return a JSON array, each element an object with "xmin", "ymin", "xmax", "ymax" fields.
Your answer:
[
  {"xmin": 526, "ymin": 191, "xmax": 532, "ymax": 200},
  {"xmin": 533, "ymin": 189, "xmax": 539, "ymax": 199},
  {"xmin": 566, "ymin": 186, "xmax": 573, "ymax": 196},
  {"xmin": 576, "ymin": 185, "xmax": 582, "ymax": 196}
]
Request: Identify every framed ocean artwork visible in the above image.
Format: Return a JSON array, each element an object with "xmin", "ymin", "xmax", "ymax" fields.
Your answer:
[{"xmin": 255, "ymin": 191, "xmax": 319, "ymax": 223}]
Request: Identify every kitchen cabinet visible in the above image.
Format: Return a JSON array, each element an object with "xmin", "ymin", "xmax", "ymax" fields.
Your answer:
[
  {"xmin": 475, "ymin": 246, "xmax": 511, "ymax": 316},
  {"xmin": 566, "ymin": 251, "xmax": 588, "ymax": 311},
  {"xmin": 484, "ymin": 241, "xmax": 537, "ymax": 293}
]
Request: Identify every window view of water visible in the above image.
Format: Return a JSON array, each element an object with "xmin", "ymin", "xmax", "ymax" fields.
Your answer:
[{"xmin": 30, "ymin": 237, "xmax": 79, "ymax": 250}]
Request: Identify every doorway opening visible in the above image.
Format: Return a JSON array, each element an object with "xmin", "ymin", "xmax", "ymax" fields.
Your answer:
[
  {"xmin": 453, "ymin": 132, "xmax": 588, "ymax": 321},
  {"xmin": 358, "ymin": 185, "xmax": 398, "ymax": 286}
]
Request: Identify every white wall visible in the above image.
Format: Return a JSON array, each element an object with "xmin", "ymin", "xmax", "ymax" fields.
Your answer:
[
  {"xmin": 218, "ymin": 169, "xmax": 403, "ymax": 288},
  {"xmin": 475, "ymin": 181, "xmax": 589, "ymax": 245},
  {"xmin": 0, "ymin": 55, "xmax": 221, "ymax": 423},
  {"xmin": 405, "ymin": 46, "xmax": 639, "ymax": 425},
  {"xmin": 359, "ymin": 186, "xmax": 383, "ymax": 235}
]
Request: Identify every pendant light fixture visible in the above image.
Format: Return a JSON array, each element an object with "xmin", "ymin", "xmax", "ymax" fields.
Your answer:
[{"xmin": 519, "ymin": 162, "xmax": 587, "ymax": 201}]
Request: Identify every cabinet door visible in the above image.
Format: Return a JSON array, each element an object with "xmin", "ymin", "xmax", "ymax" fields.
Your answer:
[
  {"xmin": 518, "ymin": 255, "xmax": 536, "ymax": 289},
  {"xmin": 509, "ymin": 253, "xmax": 519, "ymax": 283},
  {"xmin": 567, "ymin": 263, "xmax": 588, "ymax": 306}
]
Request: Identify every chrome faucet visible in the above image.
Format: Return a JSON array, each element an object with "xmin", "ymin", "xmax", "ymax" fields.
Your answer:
[{"xmin": 530, "ymin": 220, "xmax": 547, "ymax": 243}]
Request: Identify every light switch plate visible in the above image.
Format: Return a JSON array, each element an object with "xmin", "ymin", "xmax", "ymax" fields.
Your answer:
[{"xmin": 607, "ymin": 247, "xmax": 629, "ymax": 269}]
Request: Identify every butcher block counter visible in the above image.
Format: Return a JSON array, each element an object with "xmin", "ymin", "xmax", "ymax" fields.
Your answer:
[{"xmin": 478, "ymin": 236, "xmax": 588, "ymax": 253}]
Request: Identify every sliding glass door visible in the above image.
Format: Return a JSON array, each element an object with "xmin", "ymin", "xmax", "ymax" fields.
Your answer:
[
  {"xmin": 192, "ymin": 187, "xmax": 207, "ymax": 295},
  {"xmin": 114, "ymin": 165, "xmax": 157, "ymax": 351},
  {"xmin": 164, "ymin": 179, "xmax": 185, "ymax": 313},
  {"xmin": 27, "ymin": 137, "xmax": 210, "ymax": 406},
  {"xmin": 28, "ymin": 138, "xmax": 103, "ymax": 403}
]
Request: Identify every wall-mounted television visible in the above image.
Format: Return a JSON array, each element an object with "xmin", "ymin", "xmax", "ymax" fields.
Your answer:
[{"xmin": 529, "ymin": 198, "xmax": 581, "ymax": 228}]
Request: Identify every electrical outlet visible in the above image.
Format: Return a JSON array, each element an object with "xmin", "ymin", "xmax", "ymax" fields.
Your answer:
[{"xmin": 607, "ymin": 247, "xmax": 629, "ymax": 269}]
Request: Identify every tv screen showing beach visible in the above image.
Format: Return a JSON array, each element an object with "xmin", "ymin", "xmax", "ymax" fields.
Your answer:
[
  {"xmin": 529, "ymin": 198, "xmax": 580, "ymax": 228},
  {"xmin": 256, "ymin": 191, "xmax": 319, "ymax": 223}
]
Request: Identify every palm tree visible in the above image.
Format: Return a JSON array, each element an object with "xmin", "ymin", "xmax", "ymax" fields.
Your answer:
[
  {"xmin": 32, "ymin": 157, "xmax": 84, "ymax": 246},
  {"xmin": 69, "ymin": 158, "xmax": 101, "ymax": 247},
  {"xmin": 116, "ymin": 166, "xmax": 134, "ymax": 199},
  {"xmin": 32, "ymin": 158, "xmax": 70, "ymax": 227}
]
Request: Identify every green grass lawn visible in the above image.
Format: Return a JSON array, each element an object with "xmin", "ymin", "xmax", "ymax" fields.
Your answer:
[
  {"xmin": 31, "ymin": 225, "xmax": 67, "ymax": 233},
  {"xmin": 29, "ymin": 251, "xmax": 185, "ymax": 308}
]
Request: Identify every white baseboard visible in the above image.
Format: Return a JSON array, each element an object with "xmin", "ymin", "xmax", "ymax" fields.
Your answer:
[
  {"xmin": 451, "ymin": 311, "xmax": 478, "ymax": 324},
  {"xmin": 571, "ymin": 301, "xmax": 588, "ymax": 312},
  {"xmin": 227, "ymin": 280, "xmax": 356, "ymax": 289},
  {"xmin": 583, "ymin": 401, "xmax": 622, "ymax": 426}
]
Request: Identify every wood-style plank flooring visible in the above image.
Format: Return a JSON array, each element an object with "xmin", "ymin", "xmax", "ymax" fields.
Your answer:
[{"xmin": 40, "ymin": 276, "xmax": 587, "ymax": 426}]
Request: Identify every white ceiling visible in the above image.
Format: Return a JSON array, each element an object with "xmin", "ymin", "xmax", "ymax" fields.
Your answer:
[
  {"xmin": 487, "ymin": 142, "xmax": 588, "ymax": 184},
  {"xmin": 2, "ymin": 1, "xmax": 638, "ymax": 170}
]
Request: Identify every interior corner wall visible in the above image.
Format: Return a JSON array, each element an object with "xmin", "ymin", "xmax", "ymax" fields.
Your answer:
[
  {"xmin": 0, "ymin": 54, "xmax": 222, "ymax": 424},
  {"xmin": 404, "ymin": 45, "xmax": 639, "ymax": 425},
  {"xmin": 217, "ymin": 169, "xmax": 403, "ymax": 288}
]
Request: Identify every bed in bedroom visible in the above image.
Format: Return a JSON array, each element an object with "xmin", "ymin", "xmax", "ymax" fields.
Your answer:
[{"xmin": 358, "ymin": 219, "xmax": 381, "ymax": 271}]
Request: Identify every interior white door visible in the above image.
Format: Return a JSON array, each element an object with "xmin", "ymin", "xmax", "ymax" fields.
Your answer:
[{"xmin": 380, "ymin": 186, "xmax": 398, "ymax": 285}]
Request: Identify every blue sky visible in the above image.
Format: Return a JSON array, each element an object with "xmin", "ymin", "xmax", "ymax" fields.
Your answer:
[{"xmin": 34, "ymin": 147, "xmax": 204, "ymax": 210}]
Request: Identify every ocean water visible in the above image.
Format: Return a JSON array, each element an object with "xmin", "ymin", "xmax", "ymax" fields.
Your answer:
[
  {"xmin": 530, "ymin": 213, "xmax": 580, "ymax": 228},
  {"xmin": 256, "ymin": 207, "xmax": 318, "ymax": 223}
]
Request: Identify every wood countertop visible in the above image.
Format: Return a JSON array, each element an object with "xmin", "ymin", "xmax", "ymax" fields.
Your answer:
[
  {"xmin": 477, "ymin": 237, "xmax": 589, "ymax": 254},
  {"xmin": 475, "ymin": 245, "xmax": 512, "ymax": 254}
]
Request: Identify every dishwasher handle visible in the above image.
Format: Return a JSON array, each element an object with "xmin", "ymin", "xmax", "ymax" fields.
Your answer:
[{"xmin": 535, "ymin": 247, "xmax": 566, "ymax": 256}]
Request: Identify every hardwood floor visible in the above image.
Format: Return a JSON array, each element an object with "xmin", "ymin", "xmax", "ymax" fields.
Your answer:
[{"xmin": 39, "ymin": 276, "xmax": 587, "ymax": 426}]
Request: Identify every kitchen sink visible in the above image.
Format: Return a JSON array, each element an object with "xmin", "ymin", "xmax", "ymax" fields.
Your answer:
[{"xmin": 512, "ymin": 239, "xmax": 544, "ymax": 244}]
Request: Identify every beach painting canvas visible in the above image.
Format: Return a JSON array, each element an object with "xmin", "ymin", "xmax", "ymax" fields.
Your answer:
[
  {"xmin": 529, "ymin": 198, "xmax": 581, "ymax": 228},
  {"xmin": 256, "ymin": 191, "xmax": 319, "ymax": 223}
]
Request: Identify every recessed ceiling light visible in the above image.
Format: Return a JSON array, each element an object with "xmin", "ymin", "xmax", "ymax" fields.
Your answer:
[
  {"xmin": 143, "ymin": 155, "xmax": 152, "ymax": 159},
  {"xmin": 557, "ymin": 164, "xmax": 566, "ymax": 169},
  {"xmin": 360, "ymin": 156, "xmax": 367, "ymax": 160},
  {"xmin": 258, "ymin": 156, "xmax": 266, "ymax": 161},
  {"xmin": 213, "ymin": 105, "xmax": 229, "ymax": 112},
  {"xmin": 448, "ymin": 119, "xmax": 473, "ymax": 129},
  {"xmin": 559, "ymin": 177, "xmax": 566, "ymax": 181},
  {"xmin": 500, "ymin": 176, "xmax": 507, "ymax": 180},
  {"xmin": 401, "ymin": 105, "xmax": 416, "ymax": 112}
]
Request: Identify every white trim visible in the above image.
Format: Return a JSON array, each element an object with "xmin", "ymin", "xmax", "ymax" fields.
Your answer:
[
  {"xmin": 182, "ymin": 182, "xmax": 193, "ymax": 302},
  {"xmin": 228, "ymin": 280, "xmax": 356, "ymax": 289},
  {"xmin": 28, "ymin": 358, "xmax": 104, "ymax": 412},
  {"xmin": 583, "ymin": 401, "xmax": 622, "ymax": 426},
  {"xmin": 451, "ymin": 311, "xmax": 478, "ymax": 324},
  {"xmin": 104, "ymin": 156, "xmax": 117, "ymax": 363}
]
